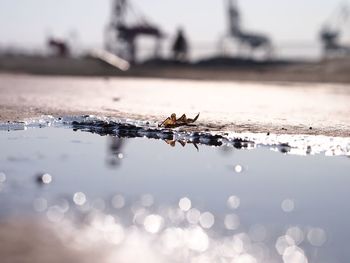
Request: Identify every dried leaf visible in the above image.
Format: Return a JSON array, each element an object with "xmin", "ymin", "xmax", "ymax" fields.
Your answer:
[
  {"xmin": 176, "ymin": 114, "xmax": 187, "ymax": 124},
  {"xmin": 160, "ymin": 113, "xmax": 200, "ymax": 128},
  {"xmin": 187, "ymin": 113, "xmax": 200, "ymax": 123},
  {"xmin": 160, "ymin": 113, "xmax": 177, "ymax": 128}
]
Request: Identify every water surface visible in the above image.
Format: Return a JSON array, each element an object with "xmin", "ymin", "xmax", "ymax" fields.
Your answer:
[{"xmin": 0, "ymin": 127, "xmax": 349, "ymax": 263}]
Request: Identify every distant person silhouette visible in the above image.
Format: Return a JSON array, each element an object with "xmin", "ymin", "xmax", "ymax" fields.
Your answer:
[
  {"xmin": 172, "ymin": 28, "xmax": 188, "ymax": 62},
  {"xmin": 47, "ymin": 38, "xmax": 70, "ymax": 57}
]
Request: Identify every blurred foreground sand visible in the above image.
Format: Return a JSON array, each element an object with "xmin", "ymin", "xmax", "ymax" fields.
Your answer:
[{"xmin": 0, "ymin": 219, "xmax": 105, "ymax": 263}]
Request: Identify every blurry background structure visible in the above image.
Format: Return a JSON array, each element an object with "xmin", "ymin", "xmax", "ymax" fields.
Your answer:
[
  {"xmin": 104, "ymin": 0, "xmax": 164, "ymax": 63},
  {"xmin": 319, "ymin": 2, "xmax": 350, "ymax": 57},
  {"xmin": 220, "ymin": 0, "xmax": 273, "ymax": 59},
  {"xmin": 0, "ymin": 0, "xmax": 350, "ymax": 79}
]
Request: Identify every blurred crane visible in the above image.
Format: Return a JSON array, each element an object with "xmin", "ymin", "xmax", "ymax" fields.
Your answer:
[
  {"xmin": 320, "ymin": 2, "xmax": 350, "ymax": 56},
  {"xmin": 224, "ymin": 0, "xmax": 273, "ymax": 58},
  {"xmin": 105, "ymin": 0, "xmax": 164, "ymax": 63}
]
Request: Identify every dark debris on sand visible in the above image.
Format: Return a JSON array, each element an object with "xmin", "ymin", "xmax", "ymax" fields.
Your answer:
[{"xmin": 71, "ymin": 120, "xmax": 253, "ymax": 149}]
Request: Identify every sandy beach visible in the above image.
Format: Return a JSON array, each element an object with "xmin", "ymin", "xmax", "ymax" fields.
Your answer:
[{"xmin": 0, "ymin": 73, "xmax": 350, "ymax": 137}]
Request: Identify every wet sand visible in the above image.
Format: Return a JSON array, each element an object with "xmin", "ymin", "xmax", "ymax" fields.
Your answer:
[{"xmin": 0, "ymin": 73, "xmax": 350, "ymax": 137}]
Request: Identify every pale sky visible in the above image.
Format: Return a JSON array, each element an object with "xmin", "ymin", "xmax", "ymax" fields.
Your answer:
[{"xmin": 0, "ymin": 0, "xmax": 349, "ymax": 58}]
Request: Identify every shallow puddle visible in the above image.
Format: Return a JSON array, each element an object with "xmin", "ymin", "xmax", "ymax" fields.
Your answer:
[{"xmin": 0, "ymin": 127, "xmax": 349, "ymax": 263}]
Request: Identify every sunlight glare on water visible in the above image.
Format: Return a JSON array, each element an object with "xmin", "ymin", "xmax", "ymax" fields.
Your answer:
[{"xmin": 0, "ymin": 127, "xmax": 349, "ymax": 262}]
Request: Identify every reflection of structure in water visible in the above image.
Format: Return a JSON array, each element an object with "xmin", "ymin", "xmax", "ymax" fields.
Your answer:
[
  {"xmin": 105, "ymin": 0, "xmax": 164, "ymax": 63},
  {"xmin": 107, "ymin": 136, "xmax": 125, "ymax": 168},
  {"xmin": 222, "ymin": 0, "xmax": 273, "ymax": 58},
  {"xmin": 319, "ymin": 2, "xmax": 350, "ymax": 57}
]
